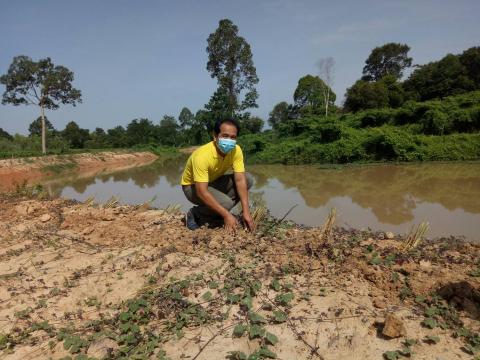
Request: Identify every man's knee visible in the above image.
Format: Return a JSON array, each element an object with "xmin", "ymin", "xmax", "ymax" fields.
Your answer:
[
  {"xmin": 219, "ymin": 197, "xmax": 235, "ymax": 210},
  {"xmin": 245, "ymin": 172, "xmax": 254, "ymax": 190}
]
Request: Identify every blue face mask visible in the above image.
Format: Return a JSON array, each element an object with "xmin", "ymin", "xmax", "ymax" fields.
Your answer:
[{"xmin": 217, "ymin": 138, "xmax": 236, "ymax": 154}]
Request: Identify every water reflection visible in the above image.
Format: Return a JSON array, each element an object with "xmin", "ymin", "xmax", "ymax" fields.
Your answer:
[
  {"xmin": 47, "ymin": 157, "xmax": 185, "ymax": 198},
  {"xmin": 249, "ymin": 163, "xmax": 480, "ymax": 225},
  {"xmin": 45, "ymin": 158, "xmax": 480, "ymax": 241}
]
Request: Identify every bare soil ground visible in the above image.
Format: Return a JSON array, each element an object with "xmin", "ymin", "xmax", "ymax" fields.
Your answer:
[
  {"xmin": 0, "ymin": 191, "xmax": 479, "ymax": 360},
  {"xmin": 0, "ymin": 151, "xmax": 158, "ymax": 192}
]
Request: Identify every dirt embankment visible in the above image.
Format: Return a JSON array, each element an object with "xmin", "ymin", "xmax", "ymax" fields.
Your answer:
[
  {"xmin": 0, "ymin": 151, "xmax": 158, "ymax": 192},
  {"xmin": 0, "ymin": 193, "xmax": 479, "ymax": 359},
  {"xmin": 179, "ymin": 146, "xmax": 199, "ymax": 155}
]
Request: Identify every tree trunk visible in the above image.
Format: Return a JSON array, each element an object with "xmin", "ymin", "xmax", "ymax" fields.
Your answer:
[{"xmin": 41, "ymin": 104, "xmax": 46, "ymax": 155}]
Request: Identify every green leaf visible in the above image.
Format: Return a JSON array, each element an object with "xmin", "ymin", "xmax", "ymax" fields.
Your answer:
[
  {"xmin": 403, "ymin": 338, "xmax": 416, "ymax": 347},
  {"xmin": 119, "ymin": 322, "xmax": 131, "ymax": 333},
  {"xmin": 119, "ymin": 312, "xmax": 131, "ymax": 322},
  {"xmin": 424, "ymin": 306, "xmax": 438, "ymax": 317},
  {"xmin": 248, "ymin": 312, "xmax": 267, "ymax": 324},
  {"xmin": 370, "ymin": 256, "xmax": 382, "ymax": 265},
  {"xmin": 241, "ymin": 295, "xmax": 253, "ymax": 310},
  {"xmin": 265, "ymin": 332, "xmax": 279, "ymax": 345},
  {"xmin": 124, "ymin": 333, "xmax": 137, "ymax": 345},
  {"xmin": 469, "ymin": 267, "xmax": 480, "ymax": 277},
  {"xmin": 383, "ymin": 351, "xmax": 400, "ymax": 360},
  {"xmin": 384, "ymin": 254, "xmax": 396, "ymax": 265},
  {"xmin": 233, "ymin": 324, "xmax": 248, "ymax": 338},
  {"xmin": 423, "ymin": 335, "xmax": 440, "ymax": 344},
  {"xmin": 262, "ymin": 302, "xmax": 273, "ymax": 311},
  {"xmin": 227, "ymin": 351, "xmax": 248, "ymax": 360},
  {"xmin": 250, "ymin": 281, "xmax": 262, "ymax": 295},
  {"xmin": 272, "ymin": 310, "xmax": 287, "ymax": 323},
  {"xmin": 208, "ymin": 281, "xmax": 219, "ymax": 289},
  {"xmin": 270, "ymin": 279, "xmax": 281, "ymax": 292},
  {"xmin": 399, "ymin": 347, "xmax": 412, "ymax": 357},
  {"xmin": 202, "ymin": 291, "xmax": 213, "ymax": 301},
  {"xmin": 414, "ymin": 295, "xmax": 425, "ymax": 304},
  {"xmin": 157, "ymin": 349, "xmax": 171, "ymax": 360},
  {"xmin": 438, "ymin": 322, "xmax": 449, "ymax": 330},
  {"xmin": 275, "ymin": 292, "xmax": 294, "ymax": 306},
  {"xmin": 257, "ymin": 346, "xmax": 277, "ymax": 359},
  {"xmin": 248, "ymin": 324, "xmax": 266, "ymax": 339},
  {"xmin": 422, "ymin": 317, "xmax": 437, "ymax": 329},
  {"xmin": 226, "ymin": 293, "xmax": 241, "ymax": 304},
  {"xmin": 455, "ymin": 327, "xmax": 471, "ymax": 338}
]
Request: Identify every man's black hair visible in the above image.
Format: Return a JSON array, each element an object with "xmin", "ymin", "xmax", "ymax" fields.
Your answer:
[{"xmin": 213, "ymin": 119, "xmax": 240, "ymax": 136}]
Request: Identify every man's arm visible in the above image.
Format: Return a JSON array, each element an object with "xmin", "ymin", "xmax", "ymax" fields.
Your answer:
[
  {"xmin": 234, "ymin": 172, "xmax": 256, "ymax": 231},
  {"xmin": 195, "ymin": 182, "xmax": 238, "ymax": 231}
]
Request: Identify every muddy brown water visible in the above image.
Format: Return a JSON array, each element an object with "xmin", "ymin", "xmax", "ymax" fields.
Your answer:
[{"xmin": 41, "ymin": 157, "xmax": 480, "ymax": 241}]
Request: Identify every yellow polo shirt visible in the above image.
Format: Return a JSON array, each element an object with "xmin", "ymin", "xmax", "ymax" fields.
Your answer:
[{"xmin": 181, "ymin": 141, "xmax": 245, "ymax": 185}]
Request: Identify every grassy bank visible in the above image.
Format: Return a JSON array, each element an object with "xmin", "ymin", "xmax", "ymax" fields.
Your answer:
[
  {"xmin": 240, "ymin": 130, "xmax": 480, "ymax": 165},
  {"xmin": 239, "ymin": 91, "xmax": 480, "ymax": 165},
  {"xmin": 0, "ymin": 140, "xmax": 179, "ymax": 160}
]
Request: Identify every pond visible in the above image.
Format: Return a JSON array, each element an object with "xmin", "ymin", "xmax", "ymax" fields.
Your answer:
[{"xmin": 42, "ymin": 157, "xmax": 480, "ymax": 241}]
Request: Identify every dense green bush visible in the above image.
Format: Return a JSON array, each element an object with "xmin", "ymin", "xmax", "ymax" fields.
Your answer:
[
  {"xmin": 242, "ymin": 92, "xmax": 480, "ymax": 165},
  {"xmin": 0, "ymin": 134, "xmax": 69, "ymax": 159},
  {"xmin": 340, "ymin": 91, "xmax": 480, "ymax": 135},
  {"xmin": 243, "ymin": 122, "xmax": 480, "ymax": 165},
  {"xmin": 311, "ymin": 122, "xmax": 343, "ymax": 143},
  {"xmin": 423, "ymin": 109, "xmax": 448, "ymax": 134}
]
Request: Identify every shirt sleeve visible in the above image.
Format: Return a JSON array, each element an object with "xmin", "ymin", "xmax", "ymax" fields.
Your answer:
[
  {"xmin": 232, "ymin": 146, "xmax": 245, "ymax": 173},
  {"xmin": 192, "ymin": 154, "xmax": 209, "ymax": 183}
]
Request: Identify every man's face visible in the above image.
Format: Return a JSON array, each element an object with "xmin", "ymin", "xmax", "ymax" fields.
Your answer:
[{"xmin": 215, "ymin": 122, "xmax": 238, "ymax": 141}]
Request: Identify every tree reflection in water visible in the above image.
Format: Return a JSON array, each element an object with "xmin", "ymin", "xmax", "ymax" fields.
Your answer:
[
  {"xmin": 45, "ymin": 158, "xmax": 480, "ymax": 239},
  {"xmin": 248, "ymin": 162, "xmax": 480, "ymax": 224}
]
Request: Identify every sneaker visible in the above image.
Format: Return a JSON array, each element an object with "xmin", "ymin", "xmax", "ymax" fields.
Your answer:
[{"xmin": 185, "ymin": 208, "xmax": 200, "ymax": 231}]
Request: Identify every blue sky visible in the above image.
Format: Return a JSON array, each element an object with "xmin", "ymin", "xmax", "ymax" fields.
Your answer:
[{"xmin": 0, "ymin": 0, "xmax": 479, "ymax": 135}]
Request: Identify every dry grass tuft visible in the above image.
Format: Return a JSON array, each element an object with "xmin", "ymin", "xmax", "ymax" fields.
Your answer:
[
  {"xmin": 402, "ymin": 222, "xmax": 430, "ymax": 251},
  {"xmin": 103, "ymin": 196, "xmax": 119, "ymax": 208},
  {"xmin": 318, "ymin": 208, "xmax": 337, "ymax": 244}
]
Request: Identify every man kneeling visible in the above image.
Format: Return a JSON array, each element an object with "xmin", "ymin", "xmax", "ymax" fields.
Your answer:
[{"xmin": 181, "ymin": 119, "xmax": 255, "ymax": 232}]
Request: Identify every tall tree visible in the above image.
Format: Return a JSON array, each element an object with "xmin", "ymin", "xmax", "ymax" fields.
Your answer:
[
  {"xmin": 459, "ymin": 46, "xmax": 480, "ymax": 87},
  {"xmin": 87, "ymin": 127, "xmax": 109, "ymax": 148},
  {"xmin": 239, "ymin": 116, "xmax": 264, "ymax": 134},
  {"xmin": 0, "ymin": 128, "xmax": 13, "ymax": 141},
  {"xmin": 126, "ymin": 118, "xmax": 156, "ymax": 146},
  {"xmin": 158, "ymin": 115, "xmax": 179, "ymax": 146},
  {"xmin": 0, "ymin": 56, "xmax": 82, "ymax": 154},
  {"xmin": 268, "ymin": 101, "xmax": 289, "ymax": 130},
  {"xmin": 28, "ymin": 116, "xmax": 54, "ymax": 137},
  {"xmin": 293, "ymin": 75, "xmax": 336, "ymax": 116},
  {"xmin": 190, "ymin": 110, "xmax": 212, "ymax": 145},
  {"xmin": 317, "ymin": 57, "xmax": 335, "ymax": 116},
  {"xmin": 107, "ymin": 126, "xmax": 128, "ymax": 148},
  {"xmin": 344, "ymin": 80, "xmax": 389, "ymax": 112},
  {"xmin": 178, "ymin": 107, "xmax": 194, "ymax": 129},
  {"xmin": 203, "ymin": 87, "xmax": 232, "ymax": 131},
  {"xmin": 362, "ymin": 43, "xmax": 412, "ymax": 81},
  {"xmin": 62, "ymin": 121, "xmax": 89, "ymax": 149},
  {"xmin": 403, "ymin": 54, "xmax": 474, "ymax": 101},
  {"xmin": 206, "ymin": 19, "xmax": 259, "ymax": 116}
]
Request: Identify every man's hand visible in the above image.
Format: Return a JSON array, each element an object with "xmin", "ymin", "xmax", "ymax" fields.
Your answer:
[
  {"xmin": 224, "ymin": 213, "xmax": 238, "ymax": 233},
  {"xmin": 242, "ymin": 211, "xmax": 256, "ymax": 232}
]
